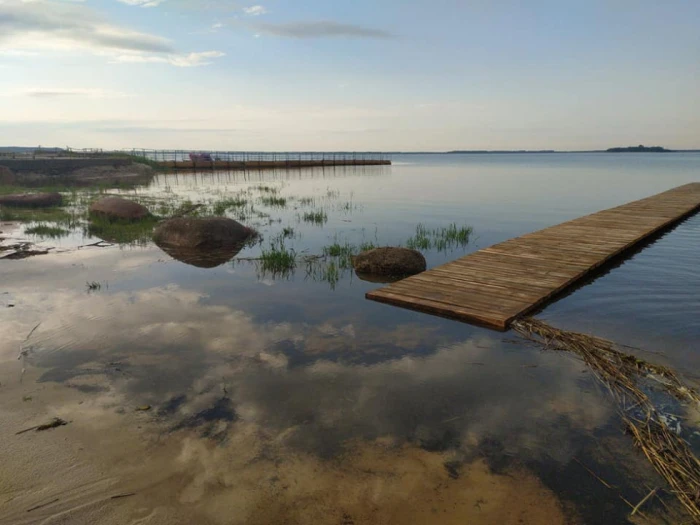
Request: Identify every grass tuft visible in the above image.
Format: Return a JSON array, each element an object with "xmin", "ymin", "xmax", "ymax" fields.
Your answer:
[
  {"xmin": 212, "ymin": 197, "xmax": 248, "ymax": 215},
  {"xmin": 405, "ymin": 223, "xmax": 472, "ymax": 252},
  {"xmin": 259, "ymin": 240, "xmax": 296, "ymax": 276},
  {"xmin": 302, "ymin": 210, "xmax": 328, "ymax": 225},
  {"xmin": 260, "ymin": 196, "xmax": 287, "ymax": 208},
  {"xmin": 24, "ymin": 224, "xmax": 71, "ymax": 238}
]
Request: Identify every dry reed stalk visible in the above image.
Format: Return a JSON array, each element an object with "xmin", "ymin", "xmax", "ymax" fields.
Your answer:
[{"xmin": 512, "ymin": 317, "xmax": 700, "ymax": 522}]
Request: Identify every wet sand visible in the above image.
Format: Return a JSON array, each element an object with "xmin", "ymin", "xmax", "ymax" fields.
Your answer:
[{"xmin": 1, "ymin": 368, "xmax": 571, "ymax": 525}]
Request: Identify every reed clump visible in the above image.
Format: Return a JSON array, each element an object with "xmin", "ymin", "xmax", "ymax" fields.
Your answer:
[{"xmin": 512, "ymin": 318, "xmax": 700, "ymax": 521}]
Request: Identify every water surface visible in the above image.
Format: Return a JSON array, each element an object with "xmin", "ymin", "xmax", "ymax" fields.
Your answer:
[{"xmin": 1, "ymin": 152, "xmax": 699, "ymax": 524}]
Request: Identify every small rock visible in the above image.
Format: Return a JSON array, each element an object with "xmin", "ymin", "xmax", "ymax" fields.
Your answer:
[
  {"xmin": 352, "ymin": 247, "xmax": 426, "ymax": 277},
  {"xmin": 0, "ymin": 192, "xmax": 62, "ymax": 208},
  {"xmin": 89, "ymin": 196, "xmax": 150, "ymax": 222}
]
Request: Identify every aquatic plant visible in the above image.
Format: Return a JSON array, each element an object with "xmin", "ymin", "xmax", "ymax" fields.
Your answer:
[
  {"xmin": 302, "ymin": 210, "xmax": 328, "ymax": 225},
  {"xmin": 405, "ymin": 223, "xmax": 431, "ymax": 250},
  {"xmin": 0, "ymin": 206, "xmax": 79, "ymax": 227},
  {"xmin": 253, "ymin": 185, "xmax": 280, "ymax": 194},
  {"xmin": 434, "ymin": 223, "xmax": 473, "ymax": 251},
  {"xmin": 359, "ymin": 241, "xmax": 377, "ymax": 252},
  {"xmin": 24, "ymin": 224, "xmax": 70, "ymax": 239},
  {"xmin": 322, "ymin": 261, "xmax": 340, "ymax": 289},
  {"xmin": 212, "ymin": 197, "xmax": 248, "ymax": 215},
  {"xmin": 259, "ymin": 240, "xmax": 296, "ymax": 276},
  {"xmin": 85, "ymin": 216, "xmax": 159, "ymax": 246},
  {"xmin": 405, "ymin": 223, "xmax": 472, "ymax": 252},
  {"xmin": 260, "ymin": 195, "xmax": 287, "ymax": 208}
]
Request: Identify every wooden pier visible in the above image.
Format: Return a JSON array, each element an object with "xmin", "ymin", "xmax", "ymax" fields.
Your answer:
[
  {"xmin": 157, "ymin": 159, "xmax": 391, "ymax": 170},
  {"xmin": 118, "ymin": 150, "xmax": 391, "ymax": 170},
  {"xmin": 367, "ymin": 183, "xmax": 700, "ymax": 331}
]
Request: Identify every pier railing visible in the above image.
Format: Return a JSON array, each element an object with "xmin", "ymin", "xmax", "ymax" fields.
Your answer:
[
  {"xmin": 1, "ymin": 148, "xmax": 391, "ymax": 168},
  {"xmin": 122, "ymin": 150, "xmax": 391, "ymax": 163}
]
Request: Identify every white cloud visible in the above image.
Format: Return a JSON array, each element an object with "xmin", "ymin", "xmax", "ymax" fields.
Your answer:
[
  {"xmin": 117, "ymin": 0, "xmax": 166, "ymax": 6},
  {"xmin": 0, "ymin": 1, "xmax": 174, "ymax": 53},
  {"xmin": 0, "ymin": 0, "xmax": 223, "ymax": 67},
  {"xmin": 10, "ymin": 88, "xmax": 130, "ymax": 98},
  {"xmin": 112, "ymin": 50, "xmax": 225, "ymax": 67},
  {"xmin": 255, "ymin": 21, "xmax": 393, "ymax": 39},
  {"xmin": 243, "ymin": 5, "xmax": 267, "ymax": 16}
]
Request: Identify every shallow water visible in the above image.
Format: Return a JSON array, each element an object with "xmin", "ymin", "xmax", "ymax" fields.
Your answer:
[{"xmin": 1, "ymin": 152, "xmax": 699, "ymax": 524}]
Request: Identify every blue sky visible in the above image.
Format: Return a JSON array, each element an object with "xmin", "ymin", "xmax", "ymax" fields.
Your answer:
[{"xmin": 0, "ymin": 0, "xmax": 698, "ymax": 151}]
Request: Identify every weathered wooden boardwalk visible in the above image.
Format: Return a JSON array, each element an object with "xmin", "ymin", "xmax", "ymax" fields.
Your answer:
[{"xmin": 367, "ymin": 183, "xmax": 700, "ymax": 331}]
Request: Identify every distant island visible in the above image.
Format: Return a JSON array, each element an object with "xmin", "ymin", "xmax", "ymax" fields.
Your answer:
[{"xmin": 606, "ymin": 145, "xmax": 672, "ymax": 153}]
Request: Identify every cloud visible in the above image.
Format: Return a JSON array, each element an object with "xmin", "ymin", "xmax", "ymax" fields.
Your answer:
[
  {"xmin": 0, "ymin": 1, "xmax": 174, "ymax": 53},
  {"xmin": 14, "ymin": 88, "xmax": 130, "ymax": 99},
  {"xmin": 242, "ymin": 5, "xmax": 266, "ymax": 16},
  {"xmin": 0, "ymin": 0, "xmax": 222, "ymax": 66},
  {"xmin": 111, "ymin": 50, "xmax": 225, "ymax": 67},
  {"xmin": 4, "ymin": 279, "xmax": 611, "ymax": 465},
  {"xmin": 255, "ymin": 21, "xmax": 393, "ymax": 39},
  {"xmin": 117, "ymin": 0, "xmax": 166, "ymax": 6}
]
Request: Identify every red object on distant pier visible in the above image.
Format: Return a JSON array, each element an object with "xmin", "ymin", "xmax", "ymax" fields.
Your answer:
[{"xmin": 189, "ymin": 152, "xmax": 212, "ymax": 162}]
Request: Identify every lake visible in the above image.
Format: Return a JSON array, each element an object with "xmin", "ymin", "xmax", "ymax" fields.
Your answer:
[{"xmin": 1, "ymin": 152, "xmax": 699, "ymax": 524}]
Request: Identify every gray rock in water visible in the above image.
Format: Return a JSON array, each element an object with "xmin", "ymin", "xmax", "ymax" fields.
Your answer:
[
  {"xmin": 89, "ymin": 196, "xmax": 150, "ymax": 221},
  {"xmin": 0, "ymin": 192, "xmax": 62, "ymax": 208},
  {"xmin": 352, "ymin": 247, "xmax": 426, "ymax": 277},
  {"xmin": 153, "ymin": 217, "xmax": 254, "ymax": 250}
]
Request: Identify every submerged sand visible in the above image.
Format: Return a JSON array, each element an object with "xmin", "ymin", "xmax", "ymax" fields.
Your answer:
[{"xmin": 0, "ymin": 364, "xmax": 573, "ymax": 525}]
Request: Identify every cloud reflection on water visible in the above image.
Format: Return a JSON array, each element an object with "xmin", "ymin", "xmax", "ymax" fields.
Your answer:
[{"xmin": 3, "ymin": 284, "xmax": 613, "ymax": 467}]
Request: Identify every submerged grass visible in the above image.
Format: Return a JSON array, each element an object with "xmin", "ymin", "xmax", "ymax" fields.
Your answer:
[
  {"xmin": 253, "ymin": 185, "xmax": 280, "ymax": 194},
  {"xmin": 302, "ymin": 210, "xmax": 328, "ymax": 225},
  {"xmin": 86, "ymin": 216, "xmax": 160, "ymax": 246},
  {"xmin": 24, "ymin": 224, "xmax": 71, "ymax": 238},
  {"xmin": 259, "ymin": 240, "xmax": 296, "ymax": 277},
  {"xmin": 0, "ymin": 206, "xmax": 80, "ymax": 227},
  {"xmin": 212, "ymin": 197, "xmax": 248, "ymax": 215},
  {"xmin": 260, "ymin": 195, "xmax": 287, "ymax": 208}
]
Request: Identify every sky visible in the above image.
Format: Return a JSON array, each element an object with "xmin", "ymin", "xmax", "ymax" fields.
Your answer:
[{"xmin": 0, "ymin": 0, "xmax": 698, "ymax": 151}]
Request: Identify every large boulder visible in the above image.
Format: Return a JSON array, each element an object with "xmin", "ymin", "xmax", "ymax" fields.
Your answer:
[
  {"xmin": 352, "ymin": 247, "xmax": 426, "ymax": 277},
  {"xmin": 154, "ymin": 217, "xmax": 254, "ymax": 252},
  {"xmin": 89, "ymin": 196, "xmax": 150, "ymax": 221},
  {"xmin": 0, "ymin": 192, "xmax": 62, "ymax": 208}
]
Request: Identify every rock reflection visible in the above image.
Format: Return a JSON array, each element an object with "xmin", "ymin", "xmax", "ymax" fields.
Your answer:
[{"xmin": 155, "ymin": 241, "xmax": 244, "ymax": 268}]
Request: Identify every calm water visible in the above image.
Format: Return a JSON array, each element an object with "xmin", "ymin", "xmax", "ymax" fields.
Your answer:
[{"xmin": 2, "ymin": 152, "xmax": 699, "ymax": 524}]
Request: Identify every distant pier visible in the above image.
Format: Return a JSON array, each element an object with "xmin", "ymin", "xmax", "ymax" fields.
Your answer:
[{"xmin": 129, "ymin": 150, "xmax": 391, "ymax": 170}]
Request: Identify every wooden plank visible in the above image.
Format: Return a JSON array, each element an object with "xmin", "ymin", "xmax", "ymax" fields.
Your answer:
[{"xmin": 366, "ymin": 183, "xmax": 700, "ymax": 331}]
